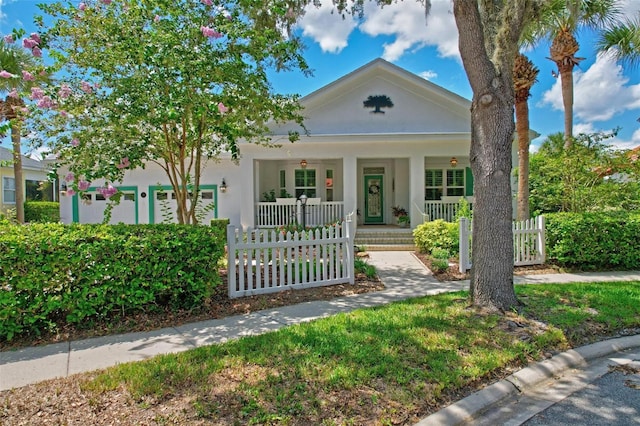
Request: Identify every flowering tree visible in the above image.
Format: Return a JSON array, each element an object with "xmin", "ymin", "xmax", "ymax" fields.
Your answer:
[
  {"xmin": 0, "ymin": 32, "xmax": 50, "ymax": 223},
  {"xmin": 35, "ymin": 0, "xmax": 308, "ymax": 224}
]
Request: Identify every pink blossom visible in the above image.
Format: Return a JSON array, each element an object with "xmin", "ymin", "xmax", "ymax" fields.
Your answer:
[
  {"xmin": 65, "ymin": 189, "xmax": 76, "ymax": 197},
  {"xmin": 0, "ymin": 70, "xmax": 15, "ymax": 78},
  {"xmin": 217, "ymin": 102, "xmax": 228, "ymax": 114},
  {"xmin": 20, "ymin": 107, "xmax": 29, "ymax": 115},
  {"xmin": 58, "ymin": 84, "xmax": 72, "ymax": 99},
  {"xmin": 59, "ymin": 110, "xmax": 68, "ymax": 118},
  {"xmin": 79, "ymin": 2, "xmax": 86, "ymax": 11},
  {"xmin": 23, "ymin": 38, "xmax": 38, "ymax": 49},
  {"xmin": 201, "ymin": 26, "xmax": 222, "ymax": 38},
  {"xmin": 30, "ymin": 87, "xmax": 45, "ymax": 100},
  {"xmin": 37, "ymin": 96, "xmax": 57, "ymax": 109},
  {"xmin": 65, "ymin": 172, "xmax": 75, "ymax": 182},
  {"xmin": 202, "ymin": 0, "xmax": 213, "ymax": 5},
  {"xmin": 29, "ymin": 33, "xmax": 41, "ymax": 45},
  {"xmin": 71, "ymin": 138, "xmax": 80, "ymax": 147},
  {"xmin": 80, "ymin": 81, "xmax": 93, "ymax": 94},
  {"xmin": 31, "ymin": 47, "xmax": 42, "ymax": 58},
  {"xmin": 22, "ymin": 70, "xmax": 35, "ymax": 81},
  {"xmin": 8, "ymin": 88, "xmax": 19, "ymax": 99},
  {"xmin": 78, "ymin": 180, "xmax": 90, "ymax": 191},
  {"xmin": 101, "ymin": 0, "xmax": 112, "ymax": 4},
  {"xmin": 154, "ymin": 15, "xmax": 161, "ymax": 22},
  {"xmin": 97, "ymin": 184, "xmax": 117, "ymax": 198},
  {"xmin": 39, "ymin": 70, "xmax": 47, "ymax": 76},
  {"xmin": 3, "ymin": 34, "xmax": 14, "ymax": 43},
  {"xmin": 116, "ymin": 157, "xmax": 130, "ymax": 169}
]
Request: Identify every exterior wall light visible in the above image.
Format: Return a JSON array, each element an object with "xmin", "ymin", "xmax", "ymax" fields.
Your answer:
[
  {"xmin": 220, "ymin": 178, "xmax": 227, "ymax": 193},
  {"xmin": 300, "ymin": 159, "xmax": 307, "ymax": 169},
  {"xmin": 450, "ymin": 157, "xmax": 458, "ymax": 168}
]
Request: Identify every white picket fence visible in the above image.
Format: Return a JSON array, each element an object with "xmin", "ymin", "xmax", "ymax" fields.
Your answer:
[
  {"xmin": 227, "ymin": 221, "xmax": 354, "ymax": 298},
  {"xmin": 459, "ymin": 215, "xmax": 546, "ymax": 273}
]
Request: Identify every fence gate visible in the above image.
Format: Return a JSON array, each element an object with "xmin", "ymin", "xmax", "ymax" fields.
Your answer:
[
  {"xmin": 227, "ymin": 221, "xmax": 354, "ymax": 298},
  {"xmin": 459, "ymin": 215, "xmax": 546, "ymax": 273}
]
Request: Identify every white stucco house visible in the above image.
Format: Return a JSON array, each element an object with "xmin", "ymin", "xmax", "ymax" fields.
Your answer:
[
  {"xmin": 59, "ymin": 58, "xmax": 517, "ymax": 228},
  {"xmin": 1, "ymin": 146, "xmax": 52, "ymax": 215}
]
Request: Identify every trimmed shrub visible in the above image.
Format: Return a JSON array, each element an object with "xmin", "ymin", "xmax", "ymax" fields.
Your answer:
[
  {"xmin": 0, "ymin": 223, "xmax": 226, "ymax": 341},
  {"xmin": 24, "ymin": 201, "xmax": 60, "ymax": 223},
  {"xmin": 413, "ymin": 219, "xmax": 459, "ymax": 255},
  {"xmin": 545, "ymin": 211, "xmax": 640, "ymax": 270}
]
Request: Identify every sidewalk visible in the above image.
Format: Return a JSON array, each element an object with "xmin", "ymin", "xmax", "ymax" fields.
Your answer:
[{"xmin": 1, "ymin": 252, "xmax": 640, "ymax": 424}]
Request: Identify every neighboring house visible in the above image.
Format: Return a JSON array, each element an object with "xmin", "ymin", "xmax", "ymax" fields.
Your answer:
[
  {"xmin": 0, "ymin": 146, "xmax": 52, "ymax": 215},
  {"xmin": 59, "ymin": 58, "xmax": 519, "ymax": 228}
]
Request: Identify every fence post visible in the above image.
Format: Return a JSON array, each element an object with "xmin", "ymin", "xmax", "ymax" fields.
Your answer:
[
  {"xmin": 459, "ymin": 217, "xmax": 470, "ymax": 273},
  {"xmin": 345, "ymin": 219, "xmax": 355, "ymax": 284},
  {"xmin": 227, "ymin": 224, "xmax": 237, "ymax": 297},
  {"xmin": 538, "ymin": 215, "xmax": 546, "ymax": 263}
]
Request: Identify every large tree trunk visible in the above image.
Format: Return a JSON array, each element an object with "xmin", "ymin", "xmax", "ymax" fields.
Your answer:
[
  {"xmin": 453, "ymin": 1, "xmax": 520, "ymax": 312},
  {"xmin": 515, "ymin": 96, "xmax": 531, "ymax": 221}
]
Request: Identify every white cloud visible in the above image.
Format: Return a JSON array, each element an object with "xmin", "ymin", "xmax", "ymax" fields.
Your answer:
[
  {"xmin": 572, "ymin": 122, "xmax": 640, "ymax": 150},
  {"xmin": 296, "ymin": 0, "xmax": 458, "ymax": 61},
  {"xmin": 419, "ymin": 70, "xmax": 438, "ymax": 80},
  {"xmin": 359, "ymin": 0, "xmax": 458, "ymax": 61},
  {"xmin": 297, "ymin": 2, "xmax": 358, "ymax": 54},
  {"xmin": 0, "ymin": 0, "xmax": 7, "ymax": 21},
  {"xmin": 540, "ymin": 53, "xmax": 640, "ymax": 122}
]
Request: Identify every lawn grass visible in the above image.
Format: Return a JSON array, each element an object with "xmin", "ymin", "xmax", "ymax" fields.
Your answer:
[{"xmin": 51, "ymin": 282, "xmax": 640, "ymax": 424}]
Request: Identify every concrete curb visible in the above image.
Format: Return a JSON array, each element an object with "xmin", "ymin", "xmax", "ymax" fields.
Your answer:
[{"xmin": 415, "ymin": 334, "xmax": 640, "ymax": 426}]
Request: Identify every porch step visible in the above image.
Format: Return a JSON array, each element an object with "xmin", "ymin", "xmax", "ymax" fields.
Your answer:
[{"xmin": 354, "ymin": 227, "xmax": 416, "ymax": 251}]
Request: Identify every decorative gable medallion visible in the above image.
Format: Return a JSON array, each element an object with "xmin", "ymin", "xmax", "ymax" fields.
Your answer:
[{"xmin": 363, "ymin": 95, "xmax": 394, "ymax": 114}]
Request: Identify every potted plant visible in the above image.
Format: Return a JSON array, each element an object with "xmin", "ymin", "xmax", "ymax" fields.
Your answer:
[{"xmin": 392, "ymin": 206, "xmax": 409, "ymax": 227}]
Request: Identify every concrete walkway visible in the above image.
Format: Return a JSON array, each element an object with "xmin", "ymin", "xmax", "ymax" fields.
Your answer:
[{"xmin": 1, "ymin": 252, "xmax": 639, "ymax": 424}]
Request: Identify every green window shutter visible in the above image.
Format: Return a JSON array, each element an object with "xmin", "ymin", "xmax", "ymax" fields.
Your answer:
[{"xmin": 465, "ymin": 167, "xmax": 474, "ymax": 196}]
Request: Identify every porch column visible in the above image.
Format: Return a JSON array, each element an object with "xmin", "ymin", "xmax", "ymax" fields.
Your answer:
[
  {"xmin": 342, "ymin": 155, "xmax": 357, "ymax": 225},
  {"xmin": 409, "ymin": 155, "xmax": 424, "ymax": 228},
  {"xmin": 239, "ymin": 158, "xmax": 256, "ymax": 228}
]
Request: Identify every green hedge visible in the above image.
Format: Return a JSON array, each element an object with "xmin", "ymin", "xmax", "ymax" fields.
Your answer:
[
  {"xmin": 24, "ymin": 201, "xmax": 60, "ymax": 223},
  {"xmin": 0, "ymin": 223, "xmax": 226, "ymax": 341},
  {"xmin": 546, "ymin": 212, "xmax": 640, "ymax": 270},
  {"xmin": 413, "ymin": 219, "xmax": 459, "ymax": 255}
]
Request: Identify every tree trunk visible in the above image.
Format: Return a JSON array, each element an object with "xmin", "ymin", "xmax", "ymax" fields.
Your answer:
[
  {"xmin": 453, "ymin": 0, "xmax": 519, "ymax": 312},
  {"xmin": 11, "ymin": 120, "xmax": 25, "ymax": 224},
  {"xmin": 515, "ymin": 94, "xmax": 531, "ymax": 221},
  {"xmin": 560, "ymin": 66, "xmax": 574, "ymax": 149}
]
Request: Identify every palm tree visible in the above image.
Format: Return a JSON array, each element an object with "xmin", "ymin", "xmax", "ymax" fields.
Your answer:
[
  {"xmin": 0, "ymin": 40, "xmax": 45, "ymax": 223},
  {"xmin": 513, "ymin": 53, "xmax": 539, "ymax": 220},
  {"xmin": 596, "ymin": 13, "xmax": 640, "ymax": 68},
  {"xmin": 540, "ymin": 0, "xmax": 621, "ymax": 149}
]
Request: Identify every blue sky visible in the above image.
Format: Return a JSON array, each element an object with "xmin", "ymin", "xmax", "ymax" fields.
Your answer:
[{"xmin": 2, "ymin": 0, "xmax": 640, "ymax": 155}]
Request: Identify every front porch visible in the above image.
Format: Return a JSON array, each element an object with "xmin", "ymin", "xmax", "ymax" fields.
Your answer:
[{"xmin": 255, "ymin": 200, "xmax": 473, "ymax": 228}]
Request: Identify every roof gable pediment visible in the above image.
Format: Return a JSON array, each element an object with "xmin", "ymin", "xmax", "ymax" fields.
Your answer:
[{"xmin": 272, "ymin": 58, "xmax": 471, "ymax": 136}]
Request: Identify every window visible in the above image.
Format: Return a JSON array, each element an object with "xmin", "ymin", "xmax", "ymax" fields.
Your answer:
[
  {"xmin": 425, "ymin": 169, "xmax": 443, "ymax": 201},
  {"xmin": 446, "ymin": 169, "xmax": 465, "ymax": 197},
  {"xmin": 325, "ymin": 169, "xmax": 333, "ymax": 202},
  {"xmin": 2, "ymin": 177, "xmax": 15, "ymax": 203},
  {"xmin": 279, "ymin": 170, "xmax": 286, "ymax": 195},
  {"xmin": 425, "ymin": 169, "xmax": 466, "ymax": 200},
  {"xmin": 294, "ymin": 169, "xmax": 316, "ymax": 198}
]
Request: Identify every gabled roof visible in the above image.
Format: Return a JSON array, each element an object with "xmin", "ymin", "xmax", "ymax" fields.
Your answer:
[
  {"xmin": 301, "ymin": 58, "xmax": 471, "ymax": 113},
  {"xmin": 0, "ymin": 146, "xmax": 48, "ymax": 171},
  {"xmin": 269, "ymin": 58, "xmax": 472, "ymax": 137}
]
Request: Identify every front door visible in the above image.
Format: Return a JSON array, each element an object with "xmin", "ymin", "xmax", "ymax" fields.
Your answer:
[{"xmin": 364, "ymin": 175, "xmax": 383, "ymax": 224}]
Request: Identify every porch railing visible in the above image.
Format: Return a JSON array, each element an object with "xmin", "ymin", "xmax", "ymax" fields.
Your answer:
[
  {"xmin": 256, "ymin": 201, "xmax": 345, "ymax": 228},
  {"xmin": 424, "ymin": 201, "xmax": 473, "ymax": 222}
]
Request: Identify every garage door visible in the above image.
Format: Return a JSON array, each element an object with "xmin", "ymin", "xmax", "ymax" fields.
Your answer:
[
  {"xmin": 149, "ymin": 185, "xmax": 217, "ymax": 224},
  {"xmin": 74, "ymin": 186, "xmax": 138, "ymax": 224}
]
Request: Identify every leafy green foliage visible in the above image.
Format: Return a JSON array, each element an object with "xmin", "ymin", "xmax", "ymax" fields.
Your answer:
[
  {"xmin": 32, "ymin": 0, "xmax": 309, "ymax": 223},
  {"xmin": 24, "ymin": 201, "xmax": 60, "ymax": 223},
  {"xmin": 529, "ymin": 131, "xmax": 640, "ymax": 215},
  {"xmin": 413, "ymin": 219, "xmax": 459, "ymax": 255},
  {"xmin": 354, "ymin": 257, "xmax": 377, "ymax": 279},
  {"xmin": 546, "ymin": 211, "xmax": 640, "ymax": 270},
  {"xmin": 0, "ymin": 223, "xmax": 225, "ymax": 341}
]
